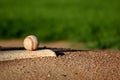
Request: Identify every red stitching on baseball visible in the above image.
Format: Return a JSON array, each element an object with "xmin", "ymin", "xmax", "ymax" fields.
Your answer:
[{"xmin": 28, "ymin": 37, "xmax": 34, "ymax": 50}]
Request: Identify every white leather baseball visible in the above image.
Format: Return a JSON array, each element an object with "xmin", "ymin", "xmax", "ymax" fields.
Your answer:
[{"xmin": 23, "ymin": 35, "xmax": 39, "ymax": 51}]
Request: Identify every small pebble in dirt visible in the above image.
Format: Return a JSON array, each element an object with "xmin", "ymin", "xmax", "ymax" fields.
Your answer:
[
  {"xmin": 47, "ymin": 74, "xmax": 51, "ymax": 77},
  {"xmin": 61, "ymin": 74, "xmax": 67, "ymax": 77}
]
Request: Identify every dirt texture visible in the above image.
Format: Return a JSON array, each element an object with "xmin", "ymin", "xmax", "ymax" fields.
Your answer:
[
  {"xmin": 0, "ymin": 40, "xmax": 120, "ymax": 80},
  {"xmin": 0, "ymin": 40, "xmax": 82, "ymax": 49},
  {"xmin": 0, "ymin": 47, "xmax": 120, "ymax": 80}
]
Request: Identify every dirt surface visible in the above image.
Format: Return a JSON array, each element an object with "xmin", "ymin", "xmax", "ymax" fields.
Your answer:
[
  {"xmin": 0, "ymin": 40, "xmax": 120, "ymax": 80},
  {"xmin": 0, "ymin": 40, "xmax": 82, "ymax": 49}
]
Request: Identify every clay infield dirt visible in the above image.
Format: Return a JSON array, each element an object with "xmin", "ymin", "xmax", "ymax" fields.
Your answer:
[{"xmin": 0, "ymin": 40, "xmax": 120, "ymax": 80}]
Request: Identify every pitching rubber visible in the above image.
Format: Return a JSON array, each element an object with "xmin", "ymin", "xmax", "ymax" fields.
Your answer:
[{"xmin": 0, "ymin": 49, "xmax": 56, "ymax": 61}]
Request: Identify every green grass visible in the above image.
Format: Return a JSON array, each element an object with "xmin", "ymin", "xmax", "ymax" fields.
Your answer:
[{"xmin": 0, "ymin": 0, "xmax": 120, "ymax": 49}]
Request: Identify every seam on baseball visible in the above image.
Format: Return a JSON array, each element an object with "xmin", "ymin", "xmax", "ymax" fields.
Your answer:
[{"xmin": 28, "ymin": 37, "xmax": 34, "ymax": 50}]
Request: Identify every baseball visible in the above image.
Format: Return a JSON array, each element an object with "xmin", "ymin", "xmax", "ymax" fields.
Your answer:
[{"xmin": 23, "ymin": 35, "xmax": 39, "ymax": 51}]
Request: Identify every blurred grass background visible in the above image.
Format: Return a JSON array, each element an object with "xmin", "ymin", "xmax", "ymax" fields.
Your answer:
[{"xmin": 0, "ymin": 0, "xmax": 120, "ymax": 49}]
